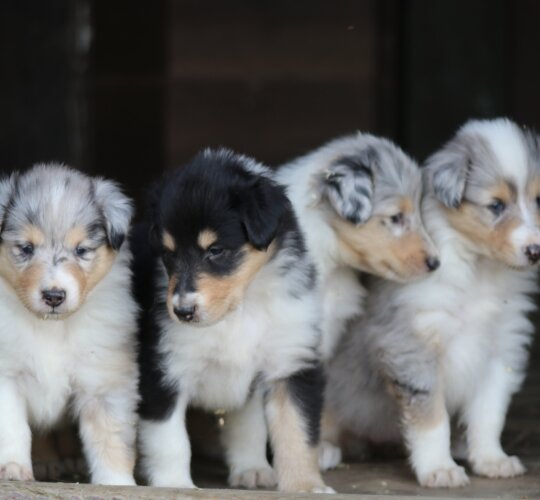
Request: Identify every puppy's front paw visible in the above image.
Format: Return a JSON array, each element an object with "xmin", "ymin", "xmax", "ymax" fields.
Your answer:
[
  {"xmin": 92, "ymin": 472, "xmax": 136, "ymax": 486},
  {"xmin": 318, "ymin": 441, "xmax": 342, "ymax": 471},
  {"xmin": 0, "ymin": 462, "xmax": 34, "ymax": 481},
  {"xmin": 229, "ymin": 466, "xmax": 277, "ymax": 489},
  {"xmin": 472, "ymin": 455, "xmax": 525, "ymax": 478},
  {"xmin": 311, "ymin": 485, "xmax": 336, "ymax": 494},
  {"xmin": 418, "ymin": 464, "xmax": 469, "ymax": 488}
]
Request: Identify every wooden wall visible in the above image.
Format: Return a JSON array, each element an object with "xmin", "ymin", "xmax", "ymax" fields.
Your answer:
[
  {"xmin": 3, "ymin": 0, "xmax": 540, "ymax": 205},
  {"xmin": 167, "ymin": 0, "xmax": 380, "ymax": 166}
]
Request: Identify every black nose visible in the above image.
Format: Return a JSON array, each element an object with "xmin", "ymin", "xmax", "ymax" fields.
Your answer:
[
  {"xmin": 425, "ymin": 256, "xmax": 440, "ymax": 272},
  {"xmin": 42, "ymin": 289, "xmax": 66, "ymax": 308},
  {"xmin": 174, "ymin": 305, "xmax": 196, "ymax": 322},
  {"xmin": 525, "ymin": 244, "xmax": 540, "ymax": 264}
]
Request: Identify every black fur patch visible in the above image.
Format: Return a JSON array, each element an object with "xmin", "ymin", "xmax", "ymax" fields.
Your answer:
[
  {"xmin": 131, "ymin": 223, "xmax": 178, "ymax": 420},
  {"xmin": 109, "ymin": 229, "xmax": 126, "ymax": 251},
  {"xmin": 287, "ymin": 363, "xmax": 325, "ymax": 446}
]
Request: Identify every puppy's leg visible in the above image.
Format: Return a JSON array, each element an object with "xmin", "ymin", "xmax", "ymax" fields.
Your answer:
[
  {"xmin": 0, "ymin": 378, "xmax": 33, "ymax": 481},
  {"xmin": 139, "ymin": 393, "xmax": 195, "ymax": 488},
  {"xmin": 77, "ymin": 390, "xmax": 137, "ymax": 485},
  {"xmin": 397, "ymin": 381, "xmax": 469, "ymax": 488},
  {"xmin": 265, "ymin": 366, "xmax": 334, "ymax": 493},
  {"xmin": 465, "ymin": 360, "xmax": 525, "ymax": 478},
  {"xmin": 318, "ymin": 407, "xmax": 343, "ymax": 471},
  {"xmin": 221, "ymin": 387, "xmax": 276, "ymax": 489}
]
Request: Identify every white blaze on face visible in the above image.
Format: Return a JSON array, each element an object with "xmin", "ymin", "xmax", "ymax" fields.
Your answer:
[{"xmin": 30, "ymin": 259, "xmax": 82, "ymax": 315}]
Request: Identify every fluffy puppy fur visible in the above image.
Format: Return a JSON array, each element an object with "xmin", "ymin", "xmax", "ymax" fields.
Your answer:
[
  {"xmin": 0, "ymin": 164, "xmax": 138, "ymax": 485},
  {"xmin": 326, "ymin": 118, "xmax": 540, "ymax": 487},
  {"xmin": 134, "ymin": 149, "xmax": 332, "ymax": 493},
  {"xmin": 276, "ymin": 133, "xmax": 438, "ymax": 468}
]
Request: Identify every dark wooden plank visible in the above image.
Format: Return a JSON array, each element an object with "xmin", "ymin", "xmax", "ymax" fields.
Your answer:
[
  {"xmin": 170, "ymin": 0, "xmax": 375, "ymax": 81},
  {"xmin": 168, "ymin": 80, "xmax": 374, "ymax": 167},
  {"xmin": 91, "ymin": 0, "xmax": 166, "ymax": 78}
]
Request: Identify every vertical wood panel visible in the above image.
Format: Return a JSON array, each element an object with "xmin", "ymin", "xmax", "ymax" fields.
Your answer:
[{"xmin": 402, "ymin": 0, "xmax": 507, "ymax": 160}]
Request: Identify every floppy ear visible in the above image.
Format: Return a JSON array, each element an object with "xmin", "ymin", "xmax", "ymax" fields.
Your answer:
[
  {"xmin": 321, "ymin": 151, "xmax": 375, "ymax": 225},
  {"xmin": 424, "ymin": 139, "xmax": 470, "ymax": 208},
  {"xmin": 0, "ymin": 173, "xmax": 17, "ymax": 236},
  {"xmin": 236, "ymin": 178, "xmax": 289, "ymax": 250},
  {"xmin": 93, "ymin": 178, "xmax": 134, "ymax": 250}
]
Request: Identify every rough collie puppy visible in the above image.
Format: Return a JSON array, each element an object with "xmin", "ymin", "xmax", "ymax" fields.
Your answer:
[
  {"xmin": 0, "ymin": 164, "xmax": 138, "ymax": 485},
  {"xmin": 326, "ymin": 118, "xmax": 540, "ymax": 487},
  {"xmin": 276, "ymin": 133, "xmax": 439, "ymax": 468},
  {"xmin": 134, "ymin": 149, "xmax": 332, "ymax": 493}
]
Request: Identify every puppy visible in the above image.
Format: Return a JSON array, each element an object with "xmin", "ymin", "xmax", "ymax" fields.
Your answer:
[
  {"xmin": 134, "ymin": 149, "xmax": 332, "ymax": 493},
  {"xmin": 0, "ymin": 164, "xmax": 138, "ymax": 485},
  {"xmin": 326, "ymin": 118, "xmax": 540, "ymax": 487},
  {"xmin": 276, "ymin": 133, "xmax": 439, "ymax": 468}
]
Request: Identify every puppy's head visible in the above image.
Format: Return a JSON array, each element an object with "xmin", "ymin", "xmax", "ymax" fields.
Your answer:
[
  {"xmin": 426, "ymin": 118, "xmax": 540, "ymax": 268},
  {"xmin": 318, "ymin": 135, "xmax": 439, "ymax": 282},
  {"xmin": 0, "ymin": 164, "xmax": 132, "ymax": 319},
  {"xmin": 152, "ymin": 149, "xmax": 288, "ymax": 327}
]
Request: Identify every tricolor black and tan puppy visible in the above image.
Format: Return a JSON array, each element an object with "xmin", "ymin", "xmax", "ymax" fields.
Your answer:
[
  {"xmin": 134, "ymin": 149, "xmax": 332, "ymax": 493},
  {"xmin": 276, "ymin": 133, "xmax": 439, "ymax": 468},
  {"xmin": 0, "ymin": 164, "xmax": 138, "ymax": 485},
  {"xmin": 326, "ymin": 118, "xmax": 540, "ymax": 487}
]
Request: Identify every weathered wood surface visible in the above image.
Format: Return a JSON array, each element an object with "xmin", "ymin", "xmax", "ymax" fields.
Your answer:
[
  {"xmin": 0, "ymin": 479, "xmax": 484, "ymax": 500},
  {"xmin": 1, "ymin": 457, "xmax": 540, "ymax": 499}
]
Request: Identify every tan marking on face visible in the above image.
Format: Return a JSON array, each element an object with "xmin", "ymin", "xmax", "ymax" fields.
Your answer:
[
  {"xmin": 21, "ymin": 225, "xmax": 45, "ymax": 247},
  {"xmin": 489, "ymin": 180, "xmax": 516, "ymax": 206},
  {"xmin": 445, "ymin": 202, "xmax": 522, "ymax": 263},
  {"xmin": 527, "ymin": 176, "xmax": 540, "ymax": 200},
  {"xmin": 399, "ymin": 197, "xmax": 414, "ymax": 215},
  {"xmin": 162, "ymin": 231, "xmax": 176, "ymax": 252},
  {"xmin": 331, "ymin": 214, "xmax": 431, "ymax": 282},
  {"xmin": 196, "ymin": 243, "xmax": 275, "ymax": 322},
  {"xmin": 0, "ymin": 246, "xmax": 45, "ymax": 313},
  {"xmin": 388, "ymin": 232, "xmax": 431, "ymax": 275},
  {"xmin": 527, "ymin": 176, "xmax": 540, "ymax": 225},
  {"xmin": 65, "ymin": 225, "xmax": 88, "ymax": 248},
  {"xmin": 17, "ymin": 262, "xmax": 46, "ymax": 312},
  {"xmin": 266, "ymin": 381, "xmax": 327, "ymax": 492},
  {"xmin": 70, "ymin": 245, "xmax": 117, "ymax": 303},
  {"xmin": 197, "ymin": 229, "xmax": 218, "ymax": 250},
  {"xmin": 166, "ymin": 274, "xmax": 178, "ymax": 319}
]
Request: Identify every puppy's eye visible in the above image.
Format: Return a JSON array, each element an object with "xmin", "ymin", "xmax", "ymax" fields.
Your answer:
[
  {"xmin": 18, "ymin": 243, "xmax": 34, "ymax": 257},
  {"xmin": 390, "ymin": 213, "xmax": 404, "ymax": 225},
  {"xmin": 206, "ymin": 245, "xmax": 225, "ymax": 260},
  {"xmin": 75, "ymin": 246, "xmax": 89, "ymax": 258},
  {"xmin": 488, "ymin": 199, "xmax": 506, "ymax": 216}
]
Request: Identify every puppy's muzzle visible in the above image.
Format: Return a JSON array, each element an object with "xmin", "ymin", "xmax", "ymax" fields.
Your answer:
[
  {"xmin": 42, "ymin": 288, "xmax": 66, "ymax": 308},
  {"xmin": 524, "ymin": 244, "xmax": 540, "ymax": 264},
  {"xmin": 174, "ymin": 304, "xmax": 197, "ymax": 322},
  {"xmin": 425, "ymin": 256, "xmax": 440, "ymax": 272}
]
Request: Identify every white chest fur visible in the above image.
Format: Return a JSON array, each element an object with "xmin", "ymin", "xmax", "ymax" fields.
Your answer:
[
  {"xmin": 161, "ymin": 306, "xmax": 264, "ymax": 410},
  {"xmin": 0, "ymin": 307, "xmax": 75, "ymax": 425},
  {"xmin": 159, "ymin": 273, "xmax": 321, "ymax": 412},
  {"xmin": 410, "ymin": 258, "xmax": 536, "ymax": 411}
]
